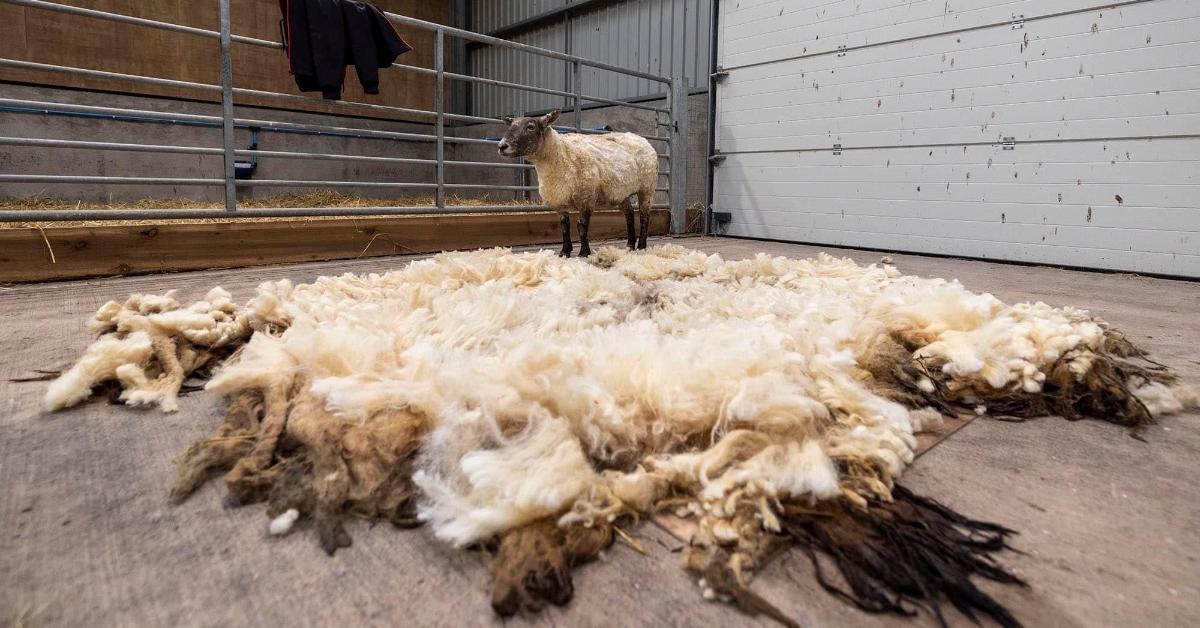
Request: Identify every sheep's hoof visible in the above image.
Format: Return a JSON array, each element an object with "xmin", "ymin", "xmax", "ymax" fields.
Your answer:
[
  {"xmin": 626, "ymin": 241, "xmax": 637, "ymax": 250},
  {"xmin": 558, "ymin": 248, "xmax": 572, "ymax": 258},
  {"xmin": 579, "ymin": 246, "xmax": 592, "ymax": 258},
  {"xmin": 636, "ymin": 240, "xmax": 648, "ymax": 250}
]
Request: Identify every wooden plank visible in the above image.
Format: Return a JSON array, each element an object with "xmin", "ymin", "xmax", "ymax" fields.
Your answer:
[
  {"xmin": 0, "ymin": 210, "xmax": 670, "ymax": 283},
  {"xmin": 0, "ymin": 0, "xmax": 447, "ymax": 122}
]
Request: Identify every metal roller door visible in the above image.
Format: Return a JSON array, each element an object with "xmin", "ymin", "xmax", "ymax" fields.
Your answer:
[{"xmin": 711, "ymin": 0, "xmax": 1200, "ymax": 277}]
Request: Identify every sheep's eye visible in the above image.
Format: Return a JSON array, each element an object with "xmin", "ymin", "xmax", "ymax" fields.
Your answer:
[{"xmin": 526, "ymin": 124, "xmax": 536, "ymax": 131}]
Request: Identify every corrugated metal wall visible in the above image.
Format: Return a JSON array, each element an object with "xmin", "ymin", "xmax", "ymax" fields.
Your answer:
[
  {"xmin": 468, "ymin": 0, "xmax": 711, "ymax": 118},
  {"xmin": 472, "ymin": 1, "xmax": 570, "ymax": 33}
]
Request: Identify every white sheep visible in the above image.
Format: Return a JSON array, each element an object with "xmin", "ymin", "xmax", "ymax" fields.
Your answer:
[{"xmin": 498, "ymin": 109, "xmax": 658, "ymax": 257}]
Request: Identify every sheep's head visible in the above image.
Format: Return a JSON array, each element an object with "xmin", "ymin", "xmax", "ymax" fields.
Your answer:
[{"xmin": 498, "ymin": 109, "xmax": 560, "ymax": 158}]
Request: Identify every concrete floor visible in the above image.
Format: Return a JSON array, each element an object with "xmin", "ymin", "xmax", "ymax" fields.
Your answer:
[{"xmin": 2, "ymin": 236, "xmax": 1197, "ymax": 627}]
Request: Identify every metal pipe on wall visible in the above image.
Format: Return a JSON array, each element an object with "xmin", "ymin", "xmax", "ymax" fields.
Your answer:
[
  {"xmin": 218, "ymin": 0, "xmax": 236, "ymax": 210},
  {"xmin": 435, "ymin": 29, "xmax": 446, "ymax": 209},
  {"xmin": 0, "ymin": 206, "xmax": 555, "ymax": 223},
  {"xmin": 704, "ymin": 0, "xmax": 720, "ymax": 236},
  {"xmin": 668, "ymin": 76, "xmax": 688, "ymax": 234}
]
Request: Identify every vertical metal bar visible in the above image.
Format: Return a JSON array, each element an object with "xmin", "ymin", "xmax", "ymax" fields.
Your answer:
[
  {"xmin": 572, "ymin": 60, "xmax": 582, "ymax": 132},
  {"xmin": 669, "ymin": 76, "xmax": 688, "ymax": 234},
  {"xmin": 705, "ymin": 0, "xmax": 720, "ymax": 236},
  {"xmin": 218, "ymin": 0, "xmax": 236, "ymax": 210},
  {"xmin": 435, "ymin": 28, "xmax": 446, "ymax": 209},
  {"xmin": 450, "ymin": 0, "xmax": 469, "ymax": 117}
]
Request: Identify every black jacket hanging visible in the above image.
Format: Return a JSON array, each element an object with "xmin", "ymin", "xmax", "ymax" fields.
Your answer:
[{"xmin": 279, "ymin": 0, "xmax": 412, "ymax": 101}]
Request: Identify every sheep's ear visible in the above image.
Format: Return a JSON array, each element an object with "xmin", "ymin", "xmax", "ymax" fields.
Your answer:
[
  {"xmin": 542, "ymin": 109, "xmax": 561, "ymax": 126},
  {"xmin": 502, "ymin": 116, "xmax": 514, "ymax": 125}
]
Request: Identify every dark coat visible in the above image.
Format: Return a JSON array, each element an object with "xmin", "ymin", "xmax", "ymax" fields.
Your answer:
[{"xmin": 279, "ymin": 0, "xmax": 412, "ymax": 100}]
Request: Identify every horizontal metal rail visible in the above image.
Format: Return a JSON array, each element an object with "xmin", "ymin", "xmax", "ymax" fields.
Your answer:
[
  {"xmin": 238, "ymin": 149, "xmax": 432, "ymax": 167},
  {"xmin": 0, "ymin": 58, "xmax": 499, "ymax": 128},
  {"xmin": 3, "ymin": 58, "xmax": 669, "ymax": 142},
  {"xmin": 0, "ymin": 141, "xmax": 654, "ymax": 180},
  {"xmin": 384, "ymin": 12, "xmax": 670, "ymax": 84},
  {"xmin": 0, "ymin": 204, "xmax": 677, "ymax": 223},
  {"xmin": 391, "ymin": 64, "xmax": 669, "ymax": 115},
  {"xmin": 0, "ymin": 0, "xmax": 281, "ymax": 48},
  {"xmin": 0, "ymin": 97, "xmax": 490, "ymax": 146},
  {"xmin": 242, "ymin": 180, "xmax": 539, "ymax": 191},
  {"xmin": 0, "ymin": 205, "xmax": 556, "ymax": 223},
  {"xmin": 1, "ymin": 174, "xmax": 541, "ymax": 191},
  {"xmin": 0, "ymin": 136, "xmax": 537, "ymax": 170},
  {"xmin": 2, "ymin": 1, "xmax": 669, "ymax": 85},
  {"xmin": 447, "ymin": 159, "xmax": 534, "ymax": 170},
  {"xmin": 0, "ymin": 136, "xmax": 220, "ymax": 156},
  {"xmin": 0, "ymin": 137, "xmax": 666, "ymax": 176},
  {"xmin": 0, "ymin": 174, "xmax": 220, "ymax": 186},
  {"xmin": 0, "ymin": 97, "xmax": 225, "ymax": 125}
]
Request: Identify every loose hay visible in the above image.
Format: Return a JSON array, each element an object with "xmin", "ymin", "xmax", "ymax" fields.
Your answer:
[{"xmin": 48, "ymin": 245, "xmax": 1196, "ymax": 626}]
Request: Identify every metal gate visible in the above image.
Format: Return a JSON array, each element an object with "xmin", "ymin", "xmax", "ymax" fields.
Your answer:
[{"xmin": 0, "ymin": 0, "xmax": 688, "ymax": 232}]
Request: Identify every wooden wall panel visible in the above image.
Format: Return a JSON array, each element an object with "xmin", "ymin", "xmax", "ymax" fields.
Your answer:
[
  {"xmin": 0, "ymin": 0, "xmax": 449, "ymax": 121},
  {"xmin": 0, "ymin": 210, "xmax": 672, "ymax": 282}
]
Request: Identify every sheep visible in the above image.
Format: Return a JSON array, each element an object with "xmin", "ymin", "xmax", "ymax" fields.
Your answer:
[{"xmin": 498, "ymin": 109, "xmax": 659, "ymax": 257}]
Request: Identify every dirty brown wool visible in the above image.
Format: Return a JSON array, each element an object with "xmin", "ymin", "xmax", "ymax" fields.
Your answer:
[{"xmin": 48, "ymin": 246, "xmax": 1197, "ymax": 626}]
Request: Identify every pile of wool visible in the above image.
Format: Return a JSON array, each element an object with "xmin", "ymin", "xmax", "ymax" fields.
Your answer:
[
  {"xmin": 45, "ymin": 287, "xmax": 248, "ymax": 413},
  {"xmin": 48, "ymin": 245, "xmax": 1194, "ymax": 626}
]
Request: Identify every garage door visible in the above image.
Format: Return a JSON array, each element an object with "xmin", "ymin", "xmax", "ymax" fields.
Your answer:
[{"xmin": 711, "ymin": 0, "xmax": 1200, "ymax": 277}]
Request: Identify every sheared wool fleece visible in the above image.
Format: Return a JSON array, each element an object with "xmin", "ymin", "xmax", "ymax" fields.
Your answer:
[{"xmin": 48, "ymin": 245, "xmax": 1195, "ymax": 623}]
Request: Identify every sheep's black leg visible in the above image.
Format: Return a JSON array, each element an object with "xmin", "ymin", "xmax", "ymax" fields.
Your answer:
[
  {"xmin": 558, "ymin": 212, "xmax": 573, "ymax": 257},
  {"xmin": 636, "ymin": 191, "xmax": 653, "ymax": 250},
  {"xmin": 621, "ymin": 199, "xmax": 636, "ymax": 250},
  {"xmin": 577, "ymin": 208, "xmax": 593, "ymax": 257}
]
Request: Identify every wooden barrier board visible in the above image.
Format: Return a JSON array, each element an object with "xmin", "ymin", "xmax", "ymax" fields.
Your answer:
[{"xmin": 0, "ymin": 210, "xmax": 671, "ymax": 283}]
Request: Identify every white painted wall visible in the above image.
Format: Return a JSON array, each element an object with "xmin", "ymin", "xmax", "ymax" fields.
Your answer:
[{"xmin": 712, "ymin": 0, "xmax": 1200, "ymax": 277}]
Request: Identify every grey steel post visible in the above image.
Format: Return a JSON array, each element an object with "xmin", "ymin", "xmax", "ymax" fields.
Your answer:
[
  {"xmin": 434, "ymin": 28, "xmax": 446, "ymax": 209},
  {"xmin": 668, "ymin": 76, "xmax": 688, "ymax": 234},
  {"xmin": 572, "ymin": 60, "xmax": 582, "ymax": 132},
  {"xmin": 218, "ymin": 0, "xmax": 236, "ymax": 210}
]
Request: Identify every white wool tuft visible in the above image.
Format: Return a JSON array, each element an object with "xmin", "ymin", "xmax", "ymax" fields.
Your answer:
[
  {"xmin": 50, "ymin": 245, "xmax": 1196, "ymax": 549},
  {"xmin": 1134, "ymin": 381, "xmax": 1198, "ymax": 417},
  {"xmin": 45, "ymin": 331, "xmax": 154, "ymax": 410},
  {"xmin": 47, "ymin": 289, "xmax": 251, "ymax": 412},
  {"xmin": 415, "ymin": 416, "xmax": 597, "ymax": 546},
  {"xmin": 269, "ymin": 508, "xmax": 300, "ymax": 536},
  {"xmin": 908, "ymin": 408, "xmax": 946, "ymax": 433}
]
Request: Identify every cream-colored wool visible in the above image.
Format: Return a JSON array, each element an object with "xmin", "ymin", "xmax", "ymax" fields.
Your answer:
[
  {"xmin": 528, "ymin": 128, "xmax": 658, "ymax": 212},
  {"xmin": 46, "ymin": 287, "xmax": 249, "ymax": 412},
  {"xmin": 49, "ymin": 246, "xmax": 1195, "ymax": 558}
]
